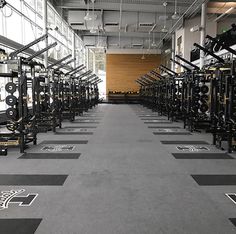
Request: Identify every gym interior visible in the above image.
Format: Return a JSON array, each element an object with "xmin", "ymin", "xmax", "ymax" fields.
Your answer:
[{"xmin": 0, "ymin": 0, "xmax": 236, "ymax": 233}]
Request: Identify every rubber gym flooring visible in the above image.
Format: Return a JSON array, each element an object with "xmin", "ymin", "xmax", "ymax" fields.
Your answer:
[{"xmin": 0, "ymin": 104, "xmax": 236, "ymax": 234}]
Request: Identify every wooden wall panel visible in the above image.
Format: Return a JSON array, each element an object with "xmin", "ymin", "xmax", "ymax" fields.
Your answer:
[{"xmin": 106, "ymin": 54, "xmax": 161, "ymax": 93}]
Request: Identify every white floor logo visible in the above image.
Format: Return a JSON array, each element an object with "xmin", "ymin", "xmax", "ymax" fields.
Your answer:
[
  {"xmin": 176, "ymin": 146, "xmax": 210, "ymax": 152},
  {"xmin": 41, "ymin": 145, "xmax": 75, "ymax": 152},
  {"xmin": 0, "ymin": 189, "xmax": 38, "ymax": 210}
]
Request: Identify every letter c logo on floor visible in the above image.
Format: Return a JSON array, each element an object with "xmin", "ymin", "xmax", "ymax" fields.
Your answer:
[{"xmin": 0, "ymin": 189, "xmax": 38, "ymax": 210}]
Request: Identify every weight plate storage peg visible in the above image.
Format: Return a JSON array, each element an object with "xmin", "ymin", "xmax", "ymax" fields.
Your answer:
[
  {"xmin": 194, "ymin": 94, "xmax": 201, "ymax": 100},
  {"xmin": 5, "ymin": 82, "xmax": 16, "ymax": 93},
  {"xmin": 6, "ymin": 108, "xmax": 17, "ymax": 119},
  {"xmin": 6, "ymin": 95, "xmax": 17, "ymax": 106},
  {"xmin": 194, "ymin": 86, "xmax": 200, "ymax": 93}
]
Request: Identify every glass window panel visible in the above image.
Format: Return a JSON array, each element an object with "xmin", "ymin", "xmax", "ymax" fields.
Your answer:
[
  {"xmin": 5, "ymin": 11, "xmax": 22, "ymax": 44},
  {"xmin": 37, "ymin": 0, "xmax": 42, "ymax": 16},
  {"xmin": 6, "ymin": 0, "xmax": 21, "ymax": 11},
  {"xmin": 24, "ymin": 0, "xmax": 36, "ymax": 10},
  {"xmin": 23, "ymin": 4, "xmax": 36, "ymax": 21},
  {"xmin": 48, "ymin": 6, "xmax": 54, "ymax": 25},
  {"xmin": 62, "ymin": 23, "xmax": 67, "ymax": 37},
  {"xmin": 68, "ymin": 29, "xmax": 72, "ymax": 42},
  {"xmin": 55, "ymin": 15, "xmax": 62, "ymax": 32},
  {"xmin": 36, "ymin": 15, "xmax": 43, "ymax": 28},
  {"xmin": 0, "ymin": 11, "xmax": 4, "ymax": 36},
  {"xmin": 24, "ymin": 19, "xmax": 36, "ymax": 44}
]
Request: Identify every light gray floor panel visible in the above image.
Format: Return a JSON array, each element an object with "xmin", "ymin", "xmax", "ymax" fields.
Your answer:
[{"xmin": 0, "ymin": 104, "xmax": 235, "ymax": 234}]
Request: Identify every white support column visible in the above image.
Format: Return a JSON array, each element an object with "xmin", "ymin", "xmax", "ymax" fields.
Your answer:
[
  {"xmin": 72, "ymin": 32, "xmax": 76, "ymax": 68},
  {"xmin": 200, "ymin": 2, "xmax": 206, "ymax": 69},
  {"xmin": 171, "ymin": 32, "xmax": 176, "ymax": 72},
  {"xmin": 42, "ymin": 0, "xmax": 48, "ymax": 68}
]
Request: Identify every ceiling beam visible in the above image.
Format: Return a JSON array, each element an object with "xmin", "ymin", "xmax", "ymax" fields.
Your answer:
[{"xmin": 58, "ymin": 2, "xmax": 190, "ymax": 13}]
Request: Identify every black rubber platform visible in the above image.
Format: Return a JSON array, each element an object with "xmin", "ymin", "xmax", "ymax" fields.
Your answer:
[
  {"xmin": 40, "ymin": 140, "xmax": 88, "ymax": 144},
  {"xmin": 229, "ymin": 218, "xmax": 236, "ymax": 227},
  {"xmin": 74, "ymin": 116, "xmax": 102, "ymax": 121},
  {"xmin": 55, "ymin": 132, "xmax": 93, "ymax": 135},
  {"xmin": 148, "ymin": 126, "xmax": 181, "ymax": 129},
  {"xmin": 191, "ymin": 175, "xmax": 236, "ymax": 186},
  {"xmin": 141, "ymin": 118, "xmax": 167, "ymax": 120},
  {"xmin": 0, "ymin": 219, "xmax": 42, "ymax": 234},
  {"xmin": 19, "ymin": 153, "xmax": 81, "ymax": 159},
  {"xmin": 73, "ymin": 120, "xmax": 100, "ymax": 124},
  {"xmin": 138, "ymin": 115, "xmax": 160, "ymax": 117},
  {"xmin": 153, "ymin": 132, "xmax": 191, "ymax": 135},
  {"xmin": 161, "ymin": 141, "xmax": 209, "ymax": 145},
  {"xmin": 63, "ymin": 126, "xmax": 97, "ymax": 129},
  {"xmin": 226, "ymin": 194, "xmax": 236, "ymax": 204},
  {"xmin": 0, "ymin": 175, "xmax": 68, "ymax": 186},
  {"xmin": 172, "ymin": 153, "xmax": 234, "ymax": 159},
  {"xmin": 144, "ymin": 121, "xmax": 172, "ymax": 124}
]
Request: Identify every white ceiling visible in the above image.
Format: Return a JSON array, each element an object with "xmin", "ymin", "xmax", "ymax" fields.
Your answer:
[{"xmin": 51, "ymin": 0, "xmax": 235, "ymax": 50}]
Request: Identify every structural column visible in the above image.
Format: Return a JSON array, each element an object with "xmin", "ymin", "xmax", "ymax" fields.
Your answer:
[
  {"xmin": 72, "ymin": 32, "xmax": 76, "ymax": 68},
  {"xmin": 200, "ymin": 2, "xmax": 206, "ymax": 69},
  {"xmin": 171, "ymin": 32, "xmax": 176, "ymax": 72},
  {"xmin": 42, "ymin": 0, "xmax": 48, "ymax": 68}
]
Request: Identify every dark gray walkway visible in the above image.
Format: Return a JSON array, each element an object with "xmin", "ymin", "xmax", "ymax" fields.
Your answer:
[{"xmin": 0, "ymin": 104, "xmax": 236, "ymax": 234}]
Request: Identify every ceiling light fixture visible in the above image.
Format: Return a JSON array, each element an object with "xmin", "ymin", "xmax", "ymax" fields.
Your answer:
[
  {"xmin": 84, "ymin": 0, "xmax": 92, "ymax": 21},
  {"xmin": 161, "ymin": 2, "xmax": 169, "ymax": 33},
  {"xmin": 151, "ymin": 31, "xmax": 157, "ymax": 47},
  {"xmin": 172, "ymin": 0, "xmax": 180, "ymax": 20},
  {"xmin": 90, "ymin": 0, "xmax": 97, "ymax": 34},
  {"xmin": 141, "ymin": 47, "xmax": 146, "ymax": 60}
]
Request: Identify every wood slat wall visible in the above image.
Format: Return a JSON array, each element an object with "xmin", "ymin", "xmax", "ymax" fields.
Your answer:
[{"xmin": 106, "ymin": 54, "xmax": 161, "ymax": 93}]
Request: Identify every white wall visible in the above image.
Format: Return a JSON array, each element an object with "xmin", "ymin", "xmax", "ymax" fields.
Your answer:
[
  {"xmin": 174, "ymin": 15, "xmax": 217, "ymax": 63},
  {"xmin": 182, "ymin": 15, "xmax": 217, "ymax": 61}
]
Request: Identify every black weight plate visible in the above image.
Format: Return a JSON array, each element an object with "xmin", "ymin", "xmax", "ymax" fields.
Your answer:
[
  {"xmin": 201, "ymin": 85, "xmax": 209, "ymax": 94},
  {"xmin": 194, "ymin": 87, "xmax": 200, "ymax": 93},
  {"xmin": 6, "ymin": 95, "xmax": 17, "ymax": 106},
  {"xmin": 200, "ymin": 94, "xmax": 209, "ymax": 102},
  {"xmin": 200, "ymin": 104, "xmax": 209, "ymax": 113},
  {"xmin": 6, "ymin": 108, "xmax": 17, "ymax": 119},
  {"xmin": 5, "ymin": 82, "xmax": 16, "ymax": 93}
]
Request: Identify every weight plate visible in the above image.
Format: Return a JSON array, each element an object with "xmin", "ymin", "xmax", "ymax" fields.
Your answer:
[
  {"xmin": 6, "ymin": 95, "xmax": 17, "ymax": 106},
  {"xmin": 200, "ymin": 94, "xmax": 209, "ymax": 102},
  {"xmin": 6, "ymin": 108, "xmax": 17, "ymax": 119},
  {"xmin": 194, "ymin": 87, "xmax": 200, "ymax": 93},
  {"xmin": 5, "ymin": 82, "xmax": 16, "ymax": 93},
  {"xmin": 201, "ymin": 85, "xmax": 209, "ymax": 94},
  {"xmin": 200, "ymin": 104, "xmax": 209, "ymax": 113}
]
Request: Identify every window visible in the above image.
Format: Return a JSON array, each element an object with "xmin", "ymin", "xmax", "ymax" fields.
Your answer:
[{"xmin": 0, "ymin": 0, "xmax": 85, "ymax": 111}]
